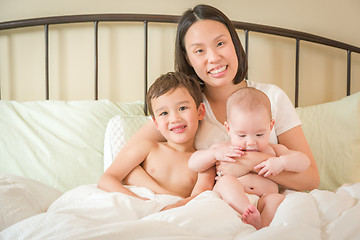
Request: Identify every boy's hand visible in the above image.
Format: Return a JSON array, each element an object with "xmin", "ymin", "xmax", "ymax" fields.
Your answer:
[{"xmin": 254, "ymin": 157, "xmax": 285, "ymax": 177}]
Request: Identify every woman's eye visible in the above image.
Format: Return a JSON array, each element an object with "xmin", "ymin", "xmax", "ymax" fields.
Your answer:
[
  {"xmin": 160, "ymin": 112, "xmax": 168, "ymax": 116},
  {"xmin": 195, "ymin": 49, "xmax": 204, "ymax": 54},
  {"xmin": 217, "ymin": 41, "xmax": 225, "ymax": 47}
]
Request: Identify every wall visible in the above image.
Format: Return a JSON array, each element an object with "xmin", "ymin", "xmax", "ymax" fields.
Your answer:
[{"xmin": 0, "ymin": 0, "xmax": 359, "ymax": 106}]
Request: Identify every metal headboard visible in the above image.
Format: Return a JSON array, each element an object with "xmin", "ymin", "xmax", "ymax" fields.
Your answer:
[{"xmin": 1, "ymin": 14, "xmax": 360, "ymax": 109}]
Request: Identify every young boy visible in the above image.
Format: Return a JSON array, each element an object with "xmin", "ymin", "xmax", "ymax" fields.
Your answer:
[
  {"xmin": 189, "ymin": 87, "xmax": 311, "ymax": 229},
  {"xmin": 98, "ymin": 72, "xmax": 214, "ymax": 210}
]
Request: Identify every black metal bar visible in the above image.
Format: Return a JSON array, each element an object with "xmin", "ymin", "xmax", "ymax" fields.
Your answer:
[
  {"xmin": 347, "ymin": 50, "xmax": 351, "ymax": 96},
  {"xmin": 1, "ymin": 14, "xmax": 359, "ymax": 54},
  {"xmin": 45, "ymin": 24, "xmax": 49, "ymax": 100},
  {"xmin": 295, "ymin": 38, "xmax": 300, "ymax": 107},
  {"xmin": 144, "ymin": 21, "xmax": 148, "ymax": 115},
  {"xmin": 94, "ymin": 21, "xmax": 99, "ymax": 100},
  {"xmin": 244, "ymin": 30, "xmax": 249, "ymax": 80},
  {"xmin": 1, "ymin": 13, "xmax": 359, "ymax": 103},
  {"xmin": 231, "ymin": 21, "xmax": 360, "ymax": 54},
  {"xmin": 0, "ymin": 14, "xmax": 180, "ymax": 30}
]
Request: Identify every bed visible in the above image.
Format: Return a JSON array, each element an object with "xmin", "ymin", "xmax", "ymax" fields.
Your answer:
[{"xmin": 1, "ymin": 13, "xmax": 360, "ymax": 239}]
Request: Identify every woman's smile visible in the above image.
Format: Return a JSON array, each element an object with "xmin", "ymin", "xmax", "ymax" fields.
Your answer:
[
  {"xmin": 184, "ymin": 20, "xmax": 238, "ymax": 88},
  {"xmin": 209, "ymin": 65, "xmax": 227, "ymax": 77}
]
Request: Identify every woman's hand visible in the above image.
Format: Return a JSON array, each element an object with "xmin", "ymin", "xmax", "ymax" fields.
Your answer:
[
  {"xmin": 216, "ymin": 151, "xmax": 272, "ymax": 178},
  {"xmin": 254, "ymin": 157, "xmax": 285, "ymax": 177}
]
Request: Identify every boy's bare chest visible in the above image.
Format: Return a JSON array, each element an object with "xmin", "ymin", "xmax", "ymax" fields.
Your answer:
[{"xmin": 142, "ymin": 147, "xmax": 197, "ymax": 197}]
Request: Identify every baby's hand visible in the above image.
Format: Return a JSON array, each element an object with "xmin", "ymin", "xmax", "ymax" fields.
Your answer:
[
  {"xmin": 254, "ymin": 157, "xmax": 285, "ymax": 177},
  {"xmin": 214, "ymin": 145, "xmax": 244, "ymax": 162}
]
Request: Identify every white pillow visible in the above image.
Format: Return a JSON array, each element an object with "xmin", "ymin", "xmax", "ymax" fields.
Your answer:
[
  {"xmin": 103, "ymin": 115, "xmax": 149, "ymax": 171},
  {"xmin": 0, "ymin": 100, "xmax": 145, "ymax": 192},
  {"xmin": 296, "ymin": 92, "xmax": 360, "ymax": 191},
  {"xmin": 0, "ymin": 174, "xmax": 62, "ymax": 230}
]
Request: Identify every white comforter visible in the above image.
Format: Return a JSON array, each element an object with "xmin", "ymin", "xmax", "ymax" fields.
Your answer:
[{"xmin": 1, "ymin": 177, "xmax": 360, "ymax": 240}]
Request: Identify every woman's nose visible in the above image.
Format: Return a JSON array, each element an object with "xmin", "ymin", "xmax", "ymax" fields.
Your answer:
[{"xmin": 208, "ymin": 49, "xmax": 221, "ymax": 63}]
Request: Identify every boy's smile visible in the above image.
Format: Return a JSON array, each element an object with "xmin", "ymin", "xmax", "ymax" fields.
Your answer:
[{"xmin": 151, "ymin": 87, "xmax": 205, "ymax": 147}]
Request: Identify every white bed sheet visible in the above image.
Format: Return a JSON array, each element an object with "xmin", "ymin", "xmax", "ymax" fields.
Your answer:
[{"xmin": 1, "ymin": 175, "xmax": 359, "ymax": 240}]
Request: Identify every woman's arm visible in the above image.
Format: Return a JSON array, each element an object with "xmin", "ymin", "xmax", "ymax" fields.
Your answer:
[
  {"xmin": 217, "ymin": 126, "xmax": 319, "ymax": 191},
  {"xmin": 254, "ymin": 142, "xmax": 311, "ymax": 177},
  {"xmin": 216, "ymin": 151, "xmax": 272, "ymax": 177},
  {"xmin": 273, "ymin": 126, "xmax": 319, "ymax": 191},
  {"xmin": 122, "ymin": 119, "xmax": 165, "ymax": 152}
]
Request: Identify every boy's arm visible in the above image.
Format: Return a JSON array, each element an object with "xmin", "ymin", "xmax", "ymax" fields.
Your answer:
[
  {"xmin": 97, "ymin": 140, "xmax": 153, "ymax": 200},
  {"xmin": 188, "ymin": 142, "xmax": 243, "ymax": 172},
  {"xmin": 255, "ymin": 144, "xmax": 311, "ymax": 177}
]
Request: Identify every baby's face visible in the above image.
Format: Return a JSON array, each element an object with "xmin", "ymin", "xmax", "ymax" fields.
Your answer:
[{"xmin": 226, "ymin": 106, "xmax": 273, "ymax": 152}]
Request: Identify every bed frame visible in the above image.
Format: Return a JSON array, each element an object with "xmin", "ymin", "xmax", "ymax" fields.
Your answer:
[
  {"xmin": 0, "ymin": 14, "xmax": 359, "ymax": 109},
  {"xmin": 1, "ymin": 14, "xmax": 360, "ymax": 238}
]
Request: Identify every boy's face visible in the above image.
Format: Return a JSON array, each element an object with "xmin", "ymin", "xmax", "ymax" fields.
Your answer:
[
  {"xmin": 225, "ymin": 106, "xmax": 274, "ymax": 152},
  {"xmin": 151, "ymin": 87, "xmax": 205, "ymax": 145}
]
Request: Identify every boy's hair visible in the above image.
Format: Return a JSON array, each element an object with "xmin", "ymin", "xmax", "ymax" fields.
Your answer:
[
  {"xmin": 175, "ymin": 4, "xmax": 247, "ymax": 88},
  {"xmin": 146, "ymin": 72, "xmax": 203, "ymax": 117},
  {"xmin": 226, "ymin": 87, "xmax": 272, "ymax": 120}
]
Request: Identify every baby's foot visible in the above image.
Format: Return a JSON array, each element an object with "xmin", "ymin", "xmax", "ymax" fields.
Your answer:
[{"xmin": 242, "ymin": 204, "xmax": 261, "ymax": 230}]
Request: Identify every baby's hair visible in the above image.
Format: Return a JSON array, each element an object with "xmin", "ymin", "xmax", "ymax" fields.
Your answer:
[
  {"xmin": 146, "ymin": 71, "xmax": 202, "ymax": 117},
  {"xmin": 226, "ymin": 87, "xmax": 272, "ymax": 121}
]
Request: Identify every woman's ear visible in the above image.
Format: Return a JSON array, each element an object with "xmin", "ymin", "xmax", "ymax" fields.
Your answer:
[{"xmin": 198, "ymin": 103, "xmax": 206, "ymax": 120}]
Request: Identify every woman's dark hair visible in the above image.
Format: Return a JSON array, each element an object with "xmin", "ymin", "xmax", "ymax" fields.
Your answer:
[{"xmin": 175, "ymin": 4, "xmax": 248, "ymax": 87}]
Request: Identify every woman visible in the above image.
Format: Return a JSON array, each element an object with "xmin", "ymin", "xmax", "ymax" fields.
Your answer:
[{"xmin": 122, "ymin": 4, "xmax": 319, "ymax": 192}]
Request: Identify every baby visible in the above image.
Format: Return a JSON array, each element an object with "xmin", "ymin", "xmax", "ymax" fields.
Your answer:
[{"xmin": 189, "ymin": 87, "xmax": 310, "ymax": 229}]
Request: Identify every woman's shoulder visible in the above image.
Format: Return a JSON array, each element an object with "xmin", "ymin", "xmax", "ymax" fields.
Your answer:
[
  {"xmin": 246, "ymin": 80, "xmax": 284, "ymax": 94},
  {"xmin": 246, "ymin": 80, "xmax": 289, "ymax": 102}
]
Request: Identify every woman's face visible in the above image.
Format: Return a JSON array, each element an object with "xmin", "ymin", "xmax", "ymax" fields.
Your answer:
[{"xmin": 184, "ymin": 20, "xmax": 238, "ymax": 88}]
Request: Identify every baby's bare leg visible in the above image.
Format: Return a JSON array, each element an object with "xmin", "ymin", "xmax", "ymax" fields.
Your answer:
[
  {"xmin": 257, "ymin": 193, "xmax": 285, "ymax": 228},
  {"xmin": 238, "ymin": 173, "xmax": 278, "ymax": 196},
  {"xmin": 214, "ymin": 175, "xmax": 261, "ymax": 229},
  {"xmin": 242, "ymin": 204, "xmax": 261, "ymax": 230}
]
